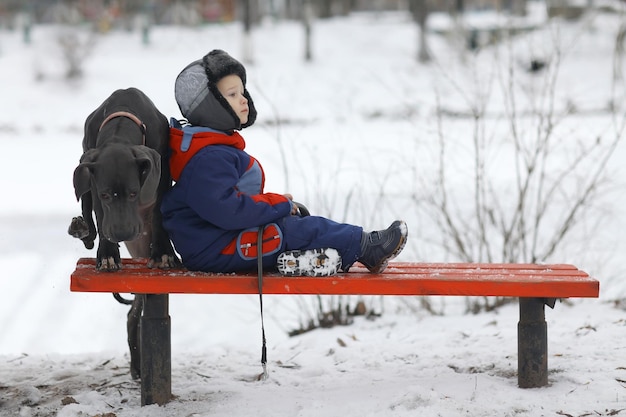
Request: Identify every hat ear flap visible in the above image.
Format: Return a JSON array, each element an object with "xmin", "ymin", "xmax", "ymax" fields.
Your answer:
[{"xmin": 198, "ymin": 50, "xmax": 255, "ymax": 130}]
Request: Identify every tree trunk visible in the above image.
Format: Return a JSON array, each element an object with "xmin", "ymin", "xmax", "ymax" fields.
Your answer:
[
  {"xmin": 409, "ymin": 0, "xmax": 431, "ymax": 63},
  {"xmin": 511, "ymin": 0, "xmax": 527, "ymax": 16},
  {"xmin": 241, "ymin": 0, "xmax": 253, "ymax": 64},
  {"xmin": 303, "ymin": 0, "xmax": 314, "ymax": 61}
]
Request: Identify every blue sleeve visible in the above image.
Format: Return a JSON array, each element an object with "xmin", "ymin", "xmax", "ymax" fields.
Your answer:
[{"xmin": 181, "ymin": 148, "xmax": 292, "ymax": 230}]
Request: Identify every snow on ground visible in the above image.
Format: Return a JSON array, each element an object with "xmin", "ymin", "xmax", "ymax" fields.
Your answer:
[
  {"xmin": 2, "ymin": 299, "xmax": 626, "ymax": 417},
  {"xmin": 1, "ymin": 4, "xmax": 626, "ymax": 416}
]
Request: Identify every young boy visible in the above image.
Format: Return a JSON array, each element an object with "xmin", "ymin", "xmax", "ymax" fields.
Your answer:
[{"xmin": 161, "ymin": 49, "xmax": 407, "ymax": 276}]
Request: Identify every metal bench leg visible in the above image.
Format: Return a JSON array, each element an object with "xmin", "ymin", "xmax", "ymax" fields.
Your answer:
[
  {"xmin": 517, "ymin": 297, "xmax": 548, "ymax": 388},
  {"xmin": 140, "ymin": 294, "xmax": 172, "ymax": 405}
]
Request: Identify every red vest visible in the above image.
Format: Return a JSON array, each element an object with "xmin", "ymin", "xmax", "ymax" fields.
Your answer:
[{"xmin": 169, "ymin": 127, "xmax": 245, "ymax": 181}]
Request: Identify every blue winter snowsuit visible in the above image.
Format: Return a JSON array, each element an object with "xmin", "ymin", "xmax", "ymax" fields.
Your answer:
[{"xmin": 161, "ymin": 121, "xmax": 363, "ymax": 273}]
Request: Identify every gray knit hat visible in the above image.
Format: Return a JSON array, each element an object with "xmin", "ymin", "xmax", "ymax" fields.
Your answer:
[{"xmin": 174, "ymin": 49, "xmax": 257, "ymax": 131}]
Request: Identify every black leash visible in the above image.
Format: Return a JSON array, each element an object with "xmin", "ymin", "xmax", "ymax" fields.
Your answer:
[
  {"xmin": 257, "ymin": 225, "xmax": 269, "ymax": 381},
  {"xmin": 255, "ymin": 205, "xmax": 309, "ymax": 381}
]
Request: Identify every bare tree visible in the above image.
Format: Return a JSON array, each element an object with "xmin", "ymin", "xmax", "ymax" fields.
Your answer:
[
  {"xmin": 408, "ymin": 0, "xmax": 432, "ymax": 63},
  {"xmin": 241, "ymin": 0, "xmax": 254, "ymax": 63},
  {"xmin": 318, "ymin": 0, "xmax": 333, "ymax": 18},
  {"xmin": 511, "ymin": 0, "xmax": 527, "ymax": 16},
  {"xmin": 57, "ymin": 29, "xmax": 96, "ymax": 79},
  {"xmin": 613, "ymin": 12, "xmax": 626, "ymax": 86},
  {"xmin": 303, "ymin": 0, "xmax": 314, "ymax": 61},
  {"xmin": 421, "ymin": 23, "xmax": 624, "ymax": 311}
]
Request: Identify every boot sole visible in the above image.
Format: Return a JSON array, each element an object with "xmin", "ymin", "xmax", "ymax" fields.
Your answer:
[{"xmin": 277, "ymin": 248, "xmax": 342, "ymax": 277}]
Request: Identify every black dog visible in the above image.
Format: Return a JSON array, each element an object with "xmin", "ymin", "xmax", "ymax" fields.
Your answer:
[
  {"xmin": 69, "ymin": 87, "xmax": 179, "ymax": 270},
  {"xmin": 69, "ymin": 88, "xmax": 180, "ymax": 379}
]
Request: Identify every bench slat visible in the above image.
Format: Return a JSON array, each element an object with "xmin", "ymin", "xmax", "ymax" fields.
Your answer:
[{"xmin": 71, "ymin": 258, "xmax": 599, "ymax": 298}]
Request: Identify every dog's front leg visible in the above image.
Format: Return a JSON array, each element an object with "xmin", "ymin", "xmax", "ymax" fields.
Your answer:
[
  {"xmin": 93, "ymin": 206, "xmax": 122, "ymax": 271},
  {"xmin": 90, "ymin": 194, "xmax": 123, "ymax": 271},
  {"xmin": 96, "ymin": 238, "xmax": 121, "ymax": 271},
  {"xmin": 68, "ymin": 191, "xmax": 97, "ymax": 249},
  {"xmin": 148, "ymin": 220, "xmax": 180, "ymax": 269},
  {"xmin": 79, "ymin": 191, "xmax": 97, "ymax": 248}
]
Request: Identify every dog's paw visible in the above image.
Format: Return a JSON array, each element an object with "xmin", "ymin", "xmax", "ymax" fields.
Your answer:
[
  {"xmin": 147, "ymin": 254, "xmax": 182, "ymax": 270},
  {"xmin": 68, "ymin": 216, "xmax": 95, "ymax": 249},
  {"xmin": 68, "ymin": 216, "xmax": 90, "ymax": 239},
  {"xmin": 97, "ymin": 257, "xmax": 122, "ymax": 272}
]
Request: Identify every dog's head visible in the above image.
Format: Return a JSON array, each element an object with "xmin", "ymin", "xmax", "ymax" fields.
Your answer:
[{"xmin": 73, "ymin": 144, "xmax": 161, "ymax": 243}]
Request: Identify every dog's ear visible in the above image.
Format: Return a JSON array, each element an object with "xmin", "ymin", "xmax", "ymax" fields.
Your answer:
[
  {"xmin": 73, "ymin": 149, "xmax": 100, "ymax": 201},
  {"xmin": 79, "ymin": 148, "xmax": 100, "ymax": 163},
  {"xmin": 132, "ymin": 145, "xmax": 161, "ymax": 204},
  {"xmin": 73, "ymin": 163, "xmax": 94, "ymax": 201}
]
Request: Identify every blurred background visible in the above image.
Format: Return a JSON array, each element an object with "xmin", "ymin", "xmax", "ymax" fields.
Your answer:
[
  {"xmin": 0, "ymin": 0, "xmax": 624, "ymax": 354},
  {"xmin": 0, "ymin": 0, "xmax": 597, "ymax": 47}
]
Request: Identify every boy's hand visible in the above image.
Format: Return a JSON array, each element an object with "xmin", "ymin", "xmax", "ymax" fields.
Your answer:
[
  {"xmin": 283, "ymin": 194, "xmax": 298, "ymax": 215},
  {"xmin": 292, "ymin": 201, "xmax": 311, "ymax": 217}
]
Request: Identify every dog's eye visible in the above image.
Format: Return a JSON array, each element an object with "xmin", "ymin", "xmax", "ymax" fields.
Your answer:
[{"xmin": 129, "ymin": 192, "xmax": 137, "ymax": 199}]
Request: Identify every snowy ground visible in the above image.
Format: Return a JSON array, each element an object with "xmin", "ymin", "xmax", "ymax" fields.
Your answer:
[
  {"xmin": 1, "ymin": 4, "xmax": 626, "ymax": 416},
  {"xmin": 2, "ymin": 299, "xmax": 626, "ymax": 417}
]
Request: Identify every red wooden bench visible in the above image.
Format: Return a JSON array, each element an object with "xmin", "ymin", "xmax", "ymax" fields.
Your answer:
[{"xmin": 70, "ymin": 258, "xmax": 599, "ymax": 406}]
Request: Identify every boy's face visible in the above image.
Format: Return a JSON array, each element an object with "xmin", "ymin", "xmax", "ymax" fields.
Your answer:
[{"xmin": 217, "ymin": 74, "xmax": 249, "ymax": 125}]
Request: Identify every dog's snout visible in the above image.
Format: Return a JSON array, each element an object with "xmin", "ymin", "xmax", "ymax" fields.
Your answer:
[{"xmin": 104, "ymin": 224, "xmax": 142, "ymax": 243}]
